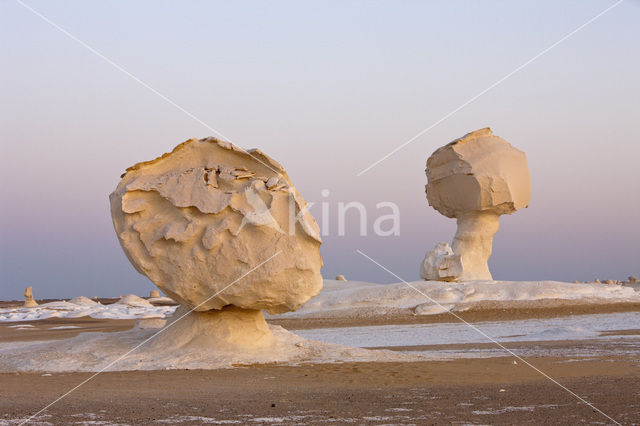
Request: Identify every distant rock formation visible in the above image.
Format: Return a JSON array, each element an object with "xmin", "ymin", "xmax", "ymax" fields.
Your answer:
[
  {"xmin": 149, "ymin": 290, "xmax": 160, "ymax": 298},
  {"xmin": 421, "ymin": 128, "xmax": 530, "ymax": 281},
  {"xmin": 69, "ymin": 296, "xmax": 99, "ymax": 306},
  {"xmin": 23, "ymin": 286, "xmax": 38, "ymax": 308},
  {"xmin": 110, "ymin": 138, "xmax": 323, "ymax": 349},
  {"xmin": 335, "ymin": 275, "xmax": 347, "ymax": 281},
  {"xmin": 116, "ymin": 294, "xmax": 154, "ymax": 308}
]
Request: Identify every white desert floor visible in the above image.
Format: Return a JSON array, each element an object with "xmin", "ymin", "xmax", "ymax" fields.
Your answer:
[
  {"xmin": 296, "ymin": 311, "xmax": 640, "ymax": 359},
  {"xmin": 0, "ymin": 322, "xmax": 423, "ymax": 372},
  {"xmin": 0, "ymin": 280, "xmax": 638, "ymax": 372},
  {"xmin": 2, "ymin": 280, "xmax": 637, "ymax": 323},
  {"xmin": 0, "ymin": 295, "xmax": 174, "ymax": 323},
  {"xmin": 272, "ymin": 279, "xmax": 640, "ymax": 318}
]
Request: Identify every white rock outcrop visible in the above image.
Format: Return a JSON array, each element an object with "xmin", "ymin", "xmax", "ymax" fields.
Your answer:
[
  {"xmin": 422, "ymin": 128, "xmax": 530, "ymax": 281},
  {"xmin": 69, "ymin": 296, "xmax": 99, "ymax": 306},
  {"xmin": 420, "ymin": 242, "xmax": 462, "ymax": 281},
  {"xmin": 110, "ymin": 138, "xmax": 323, "ymax": 350},
  {"xmin": 23, "ymin": 286, "xmax": 38, "ymax": 308},
  {"xmin": 116, "ymin": 294, "xmax": 153, "ymax": 308}
]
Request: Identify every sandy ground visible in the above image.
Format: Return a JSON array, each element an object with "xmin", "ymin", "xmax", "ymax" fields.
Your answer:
[
  {"xmin": 270, "ymin": 301, "xmax": 640, "ymax": 329},
  {"xmin": 369, "ymin": 336, "xmax": 640, "ymax": 362},
  {"xmin": 0, "ymin": 317, "xmax": 136, "ymax": 343},
  {"xmin": 1, "ymin": 304, "xmax": 639, "ymax": 424},
  {"xmin": 1, "ymin": 357, "xmax": 638, "ymax": 425},
  {"xmin": 2, "ymin": 301, "xmax": 639, "ymax": 343}
]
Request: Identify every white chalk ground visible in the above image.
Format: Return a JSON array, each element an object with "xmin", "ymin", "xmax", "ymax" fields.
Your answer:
[
  {"xmin": 2, "ymin": 280, "xmax": 637, "ymax": 323},
  {"xmin": 0, "ymin": 295, "xmax": 175, "ymax": 322},
  {"xmin": 269, "ymin": 279, "xmax": 640, "ymax": 318},
  {"xmin": 0, "ymin": 322, "xmax": 423, "ymax": 372},
  {"xmin": 0, "ymin": 280, "xmax": 638, "ymax": 372},
  {"xmin": 2, "ymin": 311, "xmax": 638, "ymax": 372},
  {"xmin": 296, "ymin": 311, "xmax": 640, "ymax": 358}
]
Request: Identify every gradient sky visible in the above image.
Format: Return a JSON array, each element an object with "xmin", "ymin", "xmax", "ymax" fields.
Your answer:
[{"xmin": 1, "ymin": 0, "xmax": 639, "ymax": 300}]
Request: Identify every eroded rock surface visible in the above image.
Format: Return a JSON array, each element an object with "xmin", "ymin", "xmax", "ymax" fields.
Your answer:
[
  {"xmin": 110, "ymin": 138, "xmax": 323, "ymax": 314},
  {"xmin": 420, "ymin": 242, "xmax": 462, "ymax": 282},
  {"xmin": 422, "ymin": 128, "xmax": 530, "ymax": 281}
]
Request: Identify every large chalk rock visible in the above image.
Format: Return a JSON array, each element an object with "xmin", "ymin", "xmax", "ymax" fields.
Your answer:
[
  {"xmin": 422, "ymin": 128, "xmax": 530, "ymax": 281},
  {"xmin": 110, "ymin": 138, "xmax": 323, "ymax": 314}
]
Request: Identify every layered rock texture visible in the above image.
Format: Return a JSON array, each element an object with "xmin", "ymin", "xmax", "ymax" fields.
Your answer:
[
  {"xmin": 110, "ymin": 138, "xmax": 323, "ymax": 349},
  {"xmin": 421, "ymin": 128, "xmax": 530, "ymax": 281}
]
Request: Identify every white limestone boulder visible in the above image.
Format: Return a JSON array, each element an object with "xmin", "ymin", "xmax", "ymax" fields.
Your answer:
[
  {"xmin": 420, "ymin": 242, "xmax": 462, "ymax": 281},
  {"xmin": 110, "ymin": 138, "xmax": 323, "ymax": 314}
]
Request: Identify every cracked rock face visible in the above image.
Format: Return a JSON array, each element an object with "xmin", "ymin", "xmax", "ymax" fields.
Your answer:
[
  {"xmin": 422, "ymin": 128, "xmax": 530, "ymax": 281},
  {"xmin": 110, "ymin": 138, "xmax": 323, "ymax": 314},
  {"xmin": 426, "ymin": 128, "xmax": 530, "ymax": 218}
]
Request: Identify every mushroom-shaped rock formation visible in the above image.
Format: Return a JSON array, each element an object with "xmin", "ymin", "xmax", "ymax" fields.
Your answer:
[
  {"xmin": 421, "ymin": 128, "xmax": 530, "ymax": 281},
  {"xmin": 110, "ymin": 138, "xmax": 323, "ymax": 349},
  {"xmin": 23, "ymin": 286, "xmax": 38, "ymax": 308},
  {"xmin": 149, "ymin": 290, "xmax": 160, "ymax": 298}
]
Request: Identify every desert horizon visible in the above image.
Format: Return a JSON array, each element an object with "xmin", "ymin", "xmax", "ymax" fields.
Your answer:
[{"xmin": 2, "ymin": 1, "xmax": 639, "ymax": 425}]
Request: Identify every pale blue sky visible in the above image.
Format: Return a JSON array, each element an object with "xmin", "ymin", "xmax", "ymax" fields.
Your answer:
[{"xmin": 1, "ymin": 0, "xmax": 639, "ymax": 299}]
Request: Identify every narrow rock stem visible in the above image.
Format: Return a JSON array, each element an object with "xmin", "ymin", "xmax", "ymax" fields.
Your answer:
[
  {"xmin": 150, "ymin": 305, "xmax": 275, "ymax": 351},
  {"xmin": 452, "ymin": 212, "xmax": 500, "ymax": 281}
]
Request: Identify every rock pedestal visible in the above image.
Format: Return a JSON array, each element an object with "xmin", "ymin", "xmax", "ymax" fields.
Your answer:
[
  {"xmin": 149, "ymin": 306, "xmax": 275, "ymax": 352},
  {"xmin": 421, "ymin": 128, "xmax": 530, "ymax": 281},
  {"xmin": 23, "ymin": 286, "xmax": 38, "ymax": 308}
]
